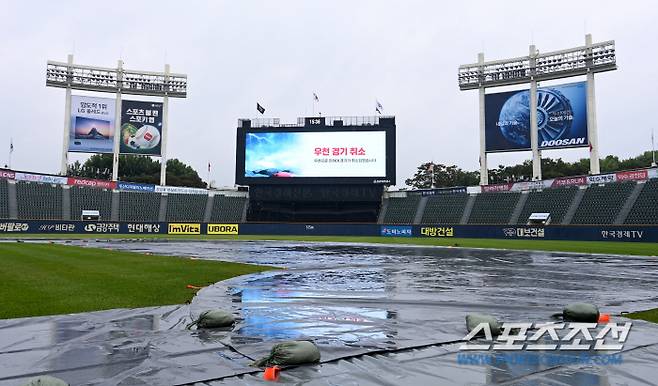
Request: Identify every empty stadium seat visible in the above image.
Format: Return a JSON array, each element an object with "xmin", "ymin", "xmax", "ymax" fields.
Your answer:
[
  {"xmin": 0, "ymin": 179, "xmax": 9, "ymax": 219},
  {"xmin": 165, "ymin": 193, "xmax": 208, "ymax": 222},
  {"xmin": 16, "ymin": 181, "xmax": 63, "ymax": 220},
  {"xmin": 118, "ymin": 191, "xmax": 161, "ymax": 222},
  {"xmin": 383, "ymin": 196, "xmax": 420, "ymax": 224},
  {"xmin": 420, "ymin": 194, "xmax": 468, "ymax": 224},
  {"xmin": 624, "ymin": 179, "xmax": 658, "ymax": 225},
  {"xmin": 571, "ymin": 181, "xmax": 635, "ymax": 225},
  {"xmin": 70, "ymin": 186, "xmax": 112, "ymax": 221},
  {"xmin": 517, "ymin": 186, "xmax": 578, "ymax": 224},
  {"xmin": 210, "ymin": 195, "xmax": 246, "ymax": 222},
  {"xmin": 468, "ymin": 192, "xmax": 520, "ymax": 224}
]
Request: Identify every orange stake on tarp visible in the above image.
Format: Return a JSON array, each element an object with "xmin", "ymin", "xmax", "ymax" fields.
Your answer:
[
  {"xmin": 263, "ymin": 366, "xmax": 281, "ymax": 381},
  {"xmin": 186, "ymin": 284, "xmax": 203, "ymax": 290}
]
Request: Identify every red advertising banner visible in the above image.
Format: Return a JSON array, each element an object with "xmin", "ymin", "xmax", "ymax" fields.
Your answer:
[
  {"xmin": 67, "ymin": 177, "xmax": 116, "ymax": 190},
  {"xmin": 616, "ymin": 170, "xmax": 648, "ymax": 182},
  {"xmin": 482, "ymin": 183, "xmax": 513, "ymax": 193},
  {"xmin": 551, "ymin": 176, "xmax": 587, "ymax": 188},
  {"xmin": 0, "ymin": 169, "xmax": 15, "ymax": 179}
]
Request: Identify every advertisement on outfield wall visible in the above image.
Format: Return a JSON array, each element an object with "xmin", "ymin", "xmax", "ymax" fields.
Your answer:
[
  {"xmin": 69, "ymin": 95, "xmax": 116, "ymax": 153},
  {"xmin": 1, "ymin": 220, "xmax": 658, "ymax": 242},
  {"xmin": 120, "ymin": 100, "xmax": 163, "ymax": 155},
  {"xmin": 485, "ymin": 82, "xmax": 588, "ymax": 152},
  {"xmin": 243, "ymin": 131, "xmax": 387, "ymax": 179},
  {"xmin": 68, "ymin": 177, "xmax": 116, "ymax": 190}
]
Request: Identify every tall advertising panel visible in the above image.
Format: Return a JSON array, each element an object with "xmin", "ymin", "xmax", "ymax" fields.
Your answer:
[
  {"xmin": 485, "ymin": 82, "xmax": 588, "ymax": 152},
  {"xmin": 69, "ymin": 96, "xmax": 116, "ymax": 153},
  {"xmin": 120, "ymin": 100, "xmax": 163, "ymax": 155}
]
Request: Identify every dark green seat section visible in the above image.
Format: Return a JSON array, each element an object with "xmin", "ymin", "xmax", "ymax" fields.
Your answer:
[
  {"xmin": 624, "ymin": 179, "xmax": 658, "ymax": 224},
  {"xmin": 70, "ymin": 186, "xmax": 112, "ymax": 221},
  {"xmin": 210, "ymin": 195, "xmax": 246, "ymax": 222},
  {"xmin": 16, "ymin": 181, "xmax": 62, "ymax": 220},
  {"xmin": 517, "ymin": 186, "xmax": 578, "ymax": 224},
  {"xmin": 571, "ymin": 181, "xmax": 635, "ymax": 225},
  {"xmin": 420, "ymin": 194, "xmax": 468, "ymax": 224},
  {"xmin": 468, "ymin": 192, "xmax": 520, "ymax": 224},
  {"xmin": 383, "ymin": 196, "xmax": 420, "ymax": 224},
  {"xmin": 0, "ymin": 179, "xmax": 8, "ymax": 218},
  {"xmin": 165, "ymin": 193, "xmax": 208, "ymax": 222},
  {"xmin": 118, "ymin": 191, "xmax": 161, "ymax": 222}
]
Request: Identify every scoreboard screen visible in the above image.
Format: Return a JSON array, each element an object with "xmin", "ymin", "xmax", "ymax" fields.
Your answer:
[{"xmin": 235, "ymin": 118, "xmax": 395, "ymax": 185}]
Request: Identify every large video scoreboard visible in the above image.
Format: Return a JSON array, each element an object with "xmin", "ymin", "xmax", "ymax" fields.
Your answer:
[{"xmin": 235, "ymin": 117, "xmax": 396, "ymax": 185}]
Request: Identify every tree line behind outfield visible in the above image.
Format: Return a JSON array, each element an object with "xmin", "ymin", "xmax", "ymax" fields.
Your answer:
[
  {"xmin": 67, "ymin": 154, "xmax": 206, "ymax": 188},
  {"xmin": 405, "ymin": 151, "xmax": 657, "ymax": 189}
]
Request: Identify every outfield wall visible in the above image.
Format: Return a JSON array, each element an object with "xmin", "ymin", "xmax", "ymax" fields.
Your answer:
[{"xmin": 0, "ymin": 220, "xmax": 657, "ymax": 242}]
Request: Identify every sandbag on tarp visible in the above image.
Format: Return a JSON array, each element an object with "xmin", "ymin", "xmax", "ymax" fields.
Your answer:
[
  {"xmin": 187, "ymin": 309, "xmax": 235, "ymax": 329},
  {"xmin": 22, "ymin": 376, "xmax": 69, "ymax": 386},
  {"xmin": 466, "ymin": 313, "xmax": 502, "ymax": 336},
  {"xmin": 563, "ymin": 303, "xmax": 599, "ymax": 322},
  {"xmin": 252, "ymin": 340, "xmax": 321, "ymax": 367}
]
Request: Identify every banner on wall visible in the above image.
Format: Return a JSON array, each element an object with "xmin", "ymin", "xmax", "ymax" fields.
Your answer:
[
  {"xmin": 485, "ymin": 82, "xmax": 588, "ymax": 152},
  {"xmin": 69, "ymin": 96, "xmax": 116, "ymax": 153},
  {"xmin": 120, "ymin": 100, "xmax": 163, "ymax": 155},
  {"xmin": 67, "ymin": 177, "xmax": 116, "ymax": 190}
]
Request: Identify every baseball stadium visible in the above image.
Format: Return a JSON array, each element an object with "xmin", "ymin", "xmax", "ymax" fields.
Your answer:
[{"xmin": 2, "ymin": 2, "xmax": 658, "ymax": 386}]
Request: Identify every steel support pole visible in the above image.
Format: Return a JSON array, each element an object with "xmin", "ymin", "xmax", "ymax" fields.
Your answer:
[
  {"xmin": 586, "ymin": 34, "xmax": 600, "ymax": 175},
  {"xmin": 529, "ymin": 44, "xmax": 541, "ymax": 180},
  {"xmin": 160, "ymin": 64, "xmax": 170, "ymax": 186},
  {"xmin": 478, "ymin": 52, "xmax": 488, "ymax": 185},
  {"xmin": 60, "ymin": 54, "xmax": 73, "ymax": 175},
  {"xmin": 112, "ymin": 60, "xmax": 123, "ymax": 181}
]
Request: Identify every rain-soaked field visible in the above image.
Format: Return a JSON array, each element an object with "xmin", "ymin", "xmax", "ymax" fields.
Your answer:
[{"xmin": 2, "ymin": 240, "xmax": 658, "ymax": 385}]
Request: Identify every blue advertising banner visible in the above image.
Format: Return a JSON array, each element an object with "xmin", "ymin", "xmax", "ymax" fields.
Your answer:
[
  {"xmin": 485, "ymin": 82, "xmax": 588, "ymax": 152},
  {"xmin": 117, "ymin": 181, "xmax": 156, "ymax": 192},
  {"xmin": 381, "ymin": 225, "xmax": 413, "ymax": 237}
]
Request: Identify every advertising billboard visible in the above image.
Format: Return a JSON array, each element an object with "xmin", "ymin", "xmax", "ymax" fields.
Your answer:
[
  {"xmin": 69, "ymin": 96, "xmax": 116, "ymax": 153},
  {"xmin": 120, "ymin": 100, "xmax": 163, "ymax": 155},
  {"xmin": 485, "ymin": 82, "xmax": 588, "ymax": 152},
  {"xmin": 236, "ymin": 127, "xmax": 395, "ymax": 185}
]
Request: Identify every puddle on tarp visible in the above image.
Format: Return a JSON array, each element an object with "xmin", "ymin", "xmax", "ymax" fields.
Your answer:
[{"xmin": 1, "ymin": 240, "xmax": 657, "ymax": 385}]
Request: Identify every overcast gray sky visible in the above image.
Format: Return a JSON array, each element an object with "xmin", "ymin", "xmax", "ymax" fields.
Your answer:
[{"xmin": 1, "ymin": 0, "xmax": 657, "ymax": 187}]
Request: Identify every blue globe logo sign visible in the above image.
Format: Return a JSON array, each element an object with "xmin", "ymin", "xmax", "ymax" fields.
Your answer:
[{"xmin": 498, "ymin": 88, "xmax": 574, "ymax": 148}]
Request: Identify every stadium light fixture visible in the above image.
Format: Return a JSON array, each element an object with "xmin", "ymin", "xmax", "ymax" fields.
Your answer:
[
  {"xmin": 46, "ymin": 55, "xmax": 188, "ymax": 187},
  {"xmin": 458, "ymin": 35, "xmax": 617, "ymax": 186},
  {"xmin": 458, "ymin": 40, "xmax": 616, "ymax": 90}
]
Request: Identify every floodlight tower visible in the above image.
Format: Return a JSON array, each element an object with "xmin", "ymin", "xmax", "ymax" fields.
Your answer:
[
  {"xmin": 46, "ymin": 56, "xmax": 187, "ymax": 185},
  {"xmin": 458, "ymin": 34, "xmax": 616, "ymax": 185}
]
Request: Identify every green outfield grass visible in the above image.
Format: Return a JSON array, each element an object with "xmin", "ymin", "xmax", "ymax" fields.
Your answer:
[
  {"xmin": 625, "ymin": 309, "xmax": 658, "ymax": 323},
  {"xmin": 0, "ymin": 243, "xmax": 272, "ymax": 319},
  {"xmin": 1, "ymin": 234, "xmax": 657, "ymax": 256}
]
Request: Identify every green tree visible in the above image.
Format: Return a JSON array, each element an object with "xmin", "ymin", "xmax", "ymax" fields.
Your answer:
[
  {"xmin": 67, "ymin": 154, "xmax": 206, "ymax": 188},
  {"xmin": 405, "ymin": 162, "xmax": 479, "ymax": 189},
  {"xmin": 408, "ymin": 150, "xmax": 656, "ymax": 188}
]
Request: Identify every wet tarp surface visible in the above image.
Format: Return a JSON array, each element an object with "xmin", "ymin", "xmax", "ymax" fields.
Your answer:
[{"xmin": 1, "ymin": 240, "xmax": 658, "ymax": 385}]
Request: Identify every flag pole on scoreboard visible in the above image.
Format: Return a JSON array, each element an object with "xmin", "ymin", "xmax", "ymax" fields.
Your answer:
[
  {"xmin": 8, "ymin": 138, "xmax": 13, "ymax": 169},
  {"xmin": 312, "ymin": 93, "xmax": 319, "ymax": 117}
]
